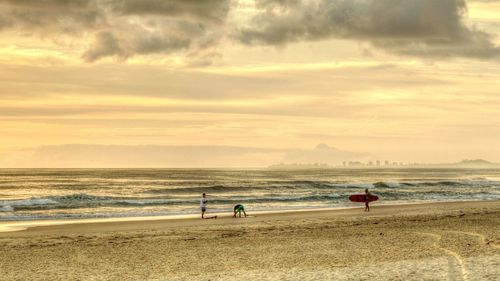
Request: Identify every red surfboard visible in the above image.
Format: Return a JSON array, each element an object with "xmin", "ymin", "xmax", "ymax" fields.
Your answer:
[{"xmin": 349, "ymin": 194, "xmax": 379, "ymax": 203}]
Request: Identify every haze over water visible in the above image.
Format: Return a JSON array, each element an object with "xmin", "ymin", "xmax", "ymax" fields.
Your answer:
[{"xmin": 1, "ymin": 168, "xmax": 499, "ymax": 221}]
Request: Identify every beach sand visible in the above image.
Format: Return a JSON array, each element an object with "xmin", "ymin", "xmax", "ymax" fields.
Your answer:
[{"xmin": 0, "ymin": 201, "xmax": 499, "ymax": 280}]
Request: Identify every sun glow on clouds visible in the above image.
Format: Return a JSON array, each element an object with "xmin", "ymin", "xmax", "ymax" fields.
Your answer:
[
  {"xmin": 201, "ymin": 60, "xmax": 422, "ymax": 74},
  {"xmin": 0, "ymin": 0, "xmax": 500, "ymax": 167},
  {"xmin": 0, "ymin": 45, "xmax": 75, "ymax": 64},
  {"xmin": 469, "ymin": 1, "xmax": 500, "ymax": 21}
]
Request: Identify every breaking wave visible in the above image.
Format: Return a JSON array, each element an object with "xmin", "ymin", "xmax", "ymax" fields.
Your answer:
[{"xmin": 1, "ymin": 168, "xmax": 499, "ymax": 220}]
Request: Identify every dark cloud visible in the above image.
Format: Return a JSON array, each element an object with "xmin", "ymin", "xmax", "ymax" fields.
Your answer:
[
  {"xmin": 238, "ymin": 0, "xmax": 500, "ymax": 59},
  {"xmin": 1, "ymin": 0, "xmax": 499, "ymax": 62},
  {"xmin": 0, "ymin": 0, "xmax": 103, "ymax": 33},
  {"xmin": 373, "ymin": 27, "xmax": 500, "ymax": 59},
  {"xmin": 0, "ymin": 0, "xmax": 230, "ymax": 62},
  {"xmin": 109, "ymin": 0, "xmax": 230, "ymax": 23},
  {"xmin": 82, "ymin": 31, "xmax": 123, "ymax": 62},
  {"xmin": 0, "ymin": 15, "xmax": 12, "ymax": 30},
  {"xmin": 81, "ymin": 23, "xmax": 196, "ymax": 62}
]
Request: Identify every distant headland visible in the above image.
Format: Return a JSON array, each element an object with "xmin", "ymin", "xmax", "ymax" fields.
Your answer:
[{"xmin": 268, "ymin": 159, "xmax": 500, "ymax": 169}]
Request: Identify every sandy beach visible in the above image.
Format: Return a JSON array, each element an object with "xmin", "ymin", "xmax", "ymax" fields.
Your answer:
[{"xmin": 0, "ymin": 201, "xmax": 499, "ymax": 280}]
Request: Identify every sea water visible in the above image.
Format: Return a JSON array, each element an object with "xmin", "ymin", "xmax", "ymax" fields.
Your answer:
[{"xmin": 0, "ymin": 168, "xmax": 499, "ymax": 221}]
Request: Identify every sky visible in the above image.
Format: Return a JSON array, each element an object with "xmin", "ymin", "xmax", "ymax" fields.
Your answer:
[{"xmin": 1, "ymin": 0, "xmax": 500, "ymax": 167}]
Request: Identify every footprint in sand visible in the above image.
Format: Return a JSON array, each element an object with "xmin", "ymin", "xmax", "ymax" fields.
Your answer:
[
  {"xmin": 416, "ymin": 232, "xmax": 469, "ymax": 281},
  {"xmin": 445, "ymin": 230, "xmax": 500, "ymax": 250}
]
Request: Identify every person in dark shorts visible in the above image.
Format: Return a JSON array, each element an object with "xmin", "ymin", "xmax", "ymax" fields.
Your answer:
[
  {"xmin": 233, "ymin": 204, "xmax": 247, "ymax": 218},
  {"xmin": 200, "ymin": 193, "xmax": 217, "ymax": 219},
  {"xmin": 200, "ymin": 193, "xmax": 208, "ymax": 219},
  {"xmin": 364, "ymin": 188, "xmax": 371, "ymax": 212}
]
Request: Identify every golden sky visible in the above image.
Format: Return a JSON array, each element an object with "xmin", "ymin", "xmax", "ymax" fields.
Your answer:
[{"xmin": 1, "ymin": 0, "xmax": 500, "ymax": 167}]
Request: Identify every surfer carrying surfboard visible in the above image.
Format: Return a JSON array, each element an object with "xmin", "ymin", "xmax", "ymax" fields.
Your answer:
[
  {"xmin": 349, "ymin": 190, "xmax": 378, "ymax": 211},
  {"xmin": 364, "ymin": 188, "xmax": 371, "ymax": 212}
]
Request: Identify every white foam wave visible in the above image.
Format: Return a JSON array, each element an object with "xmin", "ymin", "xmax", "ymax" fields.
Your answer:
[
  {"xmin": 0, "ymin": 198, "xmax": 57, "ymax": 212},
  {"xmin": 0, "ymin": 205, "xmax": 14, "ymax": 212}
]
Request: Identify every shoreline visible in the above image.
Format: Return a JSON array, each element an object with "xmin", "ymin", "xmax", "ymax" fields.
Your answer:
[
  {"xmin": 1, "ymin": 199, "xmax": 498, "ymax": 280},
  {"xmin": 1, "ymin": 199, "xmax": 498, "ymax": 235}
]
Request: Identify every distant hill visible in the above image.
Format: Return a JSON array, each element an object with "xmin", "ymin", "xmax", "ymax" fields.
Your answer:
[
  {"xmin": 451, "ymin": 159, "xmax": 499, "ymax": 167},
  {"xmin": 410, "ymin": 159, "xmax": 500, "ymax": 168},
  {"xmin": 456, "ymin": 159, "xmax": 493, "ymax": 165}
]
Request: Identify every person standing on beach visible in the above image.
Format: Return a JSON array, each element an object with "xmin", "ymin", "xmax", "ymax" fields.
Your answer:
[
  {"xmin": 364, "ymin": 188, "xmax": 371, "ymax": 212},
  {"xmin": 233, "ymin": 204, "xmax": 247, "ymax": 218},
  {"xmin": 200, "ymin": 193, "xmax": 208, "ymax": 219}
]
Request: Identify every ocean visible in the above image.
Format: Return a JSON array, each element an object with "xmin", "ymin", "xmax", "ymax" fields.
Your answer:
[{"xmin": 0, "ymin": 168, "xmax": 499, "ymax": 221}]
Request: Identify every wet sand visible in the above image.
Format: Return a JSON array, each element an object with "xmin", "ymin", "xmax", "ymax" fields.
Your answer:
[{"xmin": 0, "ymin": 201, "xmax": 499, "ymax": 280}]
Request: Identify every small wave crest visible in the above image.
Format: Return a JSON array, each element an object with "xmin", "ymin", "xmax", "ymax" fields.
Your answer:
[
  {"xmin": 1, "ymin": 192, "xmax": 347, "ymax": 212},
  {"xmin": 146, "ymin": 181, "xmax": 337, "ymax": 194},
  {"xmin": 148, "ymin": 185, "xmax": 238, "ymax": 194},
  {"xmin": 0, "ymin": 198, "xmax": 58, "ymax": 212},
  {"xmin": 374, "ymin": 182, "xmax": 401, "ymax": 188}
]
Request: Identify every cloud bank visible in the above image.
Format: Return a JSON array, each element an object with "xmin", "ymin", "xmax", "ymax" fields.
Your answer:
[
  {"xmin": 238, "ymin": 0, "xmax": 500, "ymax": 59},
  {"xmin": 0, "ymin": 0, "xmax": 499, "ymax": 62},
  {"xmin": 0, "ymin": 0, "xmax": 230, "ymax": 63}
]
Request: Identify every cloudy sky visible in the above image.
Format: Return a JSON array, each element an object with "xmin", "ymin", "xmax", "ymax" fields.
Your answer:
[{"xmin": 1, "ymin": 0, "xmax": 500, "ymax": 167}]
